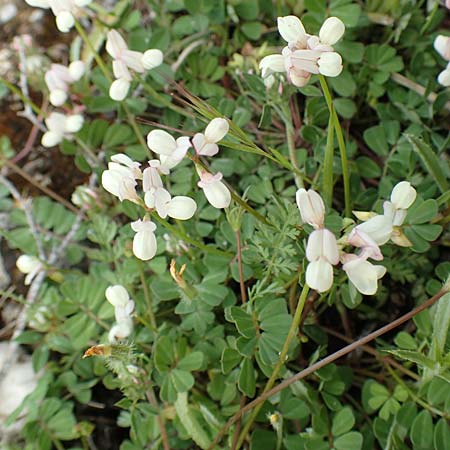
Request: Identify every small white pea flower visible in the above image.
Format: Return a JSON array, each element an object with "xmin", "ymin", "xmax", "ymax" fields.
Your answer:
[
  {"xmin": 192, "ymin": 118, "xmax": 229, "ymax": 157},
  {"xmin": 434, "ymin": 35, "xmax": 450, "ymax": 61},
  {"xmin": 347, "ymin": 228, "xmax": 383, "ymax": 261},
  {"xmin": 147, "ymin": 129, "xmax": 192, "ymax": 168},
  {"xmin": 296, "ymin": 188, "xmax": 325, "ymax": 229},
  {"xmin": 108, "ymin": 319, "xmax": 133, "ymax": 343},
  {"xmin": 197, "ymin": 170, "xmax": 231, "ymax": 209},
  {"xmin": 45, "ymin": 61, "xmax": 85, "ymax": 106},
  {"xmin": 105, "ymin": 285, "xmax": 130, "ymax": 308},
  {"xmin": 131, "ymin": 218, "xmax": 157, "ymax": 261},
  {"xmin": 41, "ymin": 112, "xmax": 83, "ymax": 147},
  {"xmin": 354, "ymin": 215, "xmax": 393, "ymax": 246},
  {"xmin": 305, "ymin": 228, "xmax": 339, "ymax": 293},
  {"xmin": 106, "ymin": 30, "xmax": 163, "ymax": 101},
  {"xmin": 145, "ymin": 187, "xmax": 197, "ymax": 220},
  {"xmin": 390, "ymin": 181, "xmax": 416, "ymax": 210},
  {"xmin": 277, "ymin": 15, "xmax": 309, "ymax": 48},
  {"xmin": 342, "ymin": 254, "xmax": 386, "ymax": 296},
  {"xmin": 437, "ymin": 63, "xmax": 450, "ymax": 87},
  {"xmin": 16, "ymin": 255, "xmax": 43, "ymax": 285},
  {"xmin": 319, "ymin": 17, "xmax": 346, "ymax": 46},
  {"xmin": 142, "ymin": 160, "xmax": 166, "ymax": 192}
]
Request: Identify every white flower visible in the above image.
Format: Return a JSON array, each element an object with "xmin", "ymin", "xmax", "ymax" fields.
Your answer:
[
  {"xmin": 106, "ymin": 30, "xmax": 163, "ymax": 101},
  {"xmin": 305, "ymin": 228, "xmax": 339, "ymax": 293},
  {"xmin": 277, "ymin": 15, "xmax": 308, "ymax": 48},
  {"xmin": 108, "ymin": 319, "xmax": 133, "ymax": 342},
  {"xmin": 319, "ymin": 17, "xmax": 345, "ymax": 46},
  {"xmin": 197, "ymin": 171, "xmax": 231, "ymax": 209},
  {"xmin": 147, "ymin": 129, "xmax": 192, "ymax": 166},
  {"xmin": 131, "ymin": 218, "xmax": 157, "ymax": 260},
  {"xmin": 296, "ymin": 188, "xmax": 325, "ymax": 229},
  {"xmin": 317, "ymin": 52, "xmax": 343, "ymax": 77},
  {"xmin": 342, "ymin": 254, "xmax": 386, "ymax": 295},
  {"xmin": 24, "ymin": 0, "xmax": 91, "ymax": 32},
  {"xmin": 390, "ymin": 181, "xmax": 416, "ymax": 210},
  {"xmin": 16, "ymin": 255, "xmax": 43, "ymax": 285},
  {"xmin": 355, "ymin": 214, "xmax": 393, "ymax": 246},
  {"xmin": 192, "ymin": 118, "xmax": 229, "ymax": 157},
  {"xmin": 145, "ymin": 187, "xmax": 197, "ymax": 220},
  {"xmin": 434, "ymin": 35, "xmax": 450, "ymax": 61},
  {"xmin": 45, "ymin": 61, "xmax": 84, "ymax": 106},
  {"xmin": 101, "ymin": 155, "xmax": 142, "ymax": 203},
  {"xmin": 437, "ymin": 64, "xmax": 450, "ymax": 87},
  {"xmin": 347, "ymin": 228, "xmax": 383, "ymax": 261},
  {"xmin": 41, "ymin": 112, "xmax": 83, "ymax": 147},
  {"xmin": 105, "ymin": 285, "xmax": 130, "ymax": 308}
]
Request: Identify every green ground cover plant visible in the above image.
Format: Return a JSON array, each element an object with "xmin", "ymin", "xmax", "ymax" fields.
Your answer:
[{"xmin": 0, "ymin": 0, "xmax": 449, "ymax": 449}]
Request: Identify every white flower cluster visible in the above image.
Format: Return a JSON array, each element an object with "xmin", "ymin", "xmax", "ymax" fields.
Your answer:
[
  {"xmin": 297, "ymin": 181, "xmax": 417, "ymax": 295},
  {"xmin": 24, "ymin": 0, "xmax": 91, "ymax": 32},
  {"xmin": 45, "ymin": 60, "xmax": 85, "ymax": 106},
  {"xmin": 260, "ymin": 15, "xmax": 345, "ymax": 88},
  {"xmin": 434, "ymin": 35, "xmax": 450, "ymax": 87},
  {"xmin": 41, "ymin": 111, "xmax": 84, "ymax": 147},
  {"xmin": 105, "ymin": 285, "xmax": 134, "ymax": 343},
  {"xmin": 106, "ymin": 30, "xmax": 163, "ymax": 101},
  {"xmin": 101, "ymin": 118, "xmax": 231, "ymax": 260}
]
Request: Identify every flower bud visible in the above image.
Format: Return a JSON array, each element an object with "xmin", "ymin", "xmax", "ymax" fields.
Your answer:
[
  {"xmin": 319, "ymin": 17, "xmax": 345, "ymax": 45},
  {"xmin": 109, "ymin": 78, "xmax": 130, "ymax": 101},
  {"xmin": 41, "ymin": 131, "xmax": 62, "ymax": 147},
  {"xmin": 68, "ymin": 60, "xmax": 85, "ymax": 80},
  {"xmin": 296, "ymin": 188, "xmax": 325, "ymax": 228},
  {"xmin": 64, "ymin": 114, "xmax": 84, "ymax": 133},
  {"xmin": 55, "ymin": 11, "xmax": 74, "ymax": 32},
  {"xmin": 197, "ymin": 171, "xmax": 231, "ymax": 209},
  {"xmin": 16, "ymin": 255, "xmax": 41, "ymax": 274},
  {"xmin": 277, "ymin": 15, "xmax": 307, "ymax": 44},
  {"xmin": 142, "ymin": 49, "xmax": 163, "ymax": 70}
]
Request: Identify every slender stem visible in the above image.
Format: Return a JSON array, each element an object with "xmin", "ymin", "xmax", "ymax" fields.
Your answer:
[
  {"xmin": 234, "ymin": 284, "xmax": 310, "ymax": 449},
  {"xmin": 123, "ymin": 104, "xmax": 151, "ymax": 156},
  {"xmin": 74, "ymin": 20, "xmax": 112, "ymax": 82},
  {"xmin": 150, "ymin": 213, "xmax": 233, "ymax": 257},
  {"xmin": 318, "ymin": 75, "xmax": 351, "ymax": 217},
  {"xmin": 139, "ymin": 264, "xmax": 157, "ymax": 331},
  {"xmin": 236, "ymin": 230, "xmax": 247, "ymax": 304},
  {"xmin": 323, "ymin": 114, "xmax": 335, "ymax": 208},
  {"xmin": 284, "ymin": 116, "xmax": 303, "ymax": 189},
  {"xmin": 207, "ymin": 287, "xmax": 449, "ymax": 449},
  {"xmin": 0, "ymin": 77, "xmax": 43, "ymax": 116},
  {"xmin": 146, "ymin": 386, "xmax": 171, "ymax": 450}
]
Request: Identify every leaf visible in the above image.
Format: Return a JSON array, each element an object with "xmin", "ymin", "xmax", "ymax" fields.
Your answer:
[
  {"xmin": 407, "ymin": 199, "xmax": 438, "ymax": 225},
  {"xmin": 178, "ymin": 351, "xmax": 204, "ymax": 371},
  {"xmin": 332, "ymin": 406, "xmax": 355, "ymax": 437},
  {"xmin": 170, "ymin": 369, "xmax": 194, "ymax": 393},
  {"xmin": 363, "ymin": 125, "xmax": 388, "ymax": 156},
  {"xmin": 405, "ymin": 134, "xmax": 449, "ymax": 195},
  {"xmin": 434, "ymin": 419, "xmax": 450, "ymax": 450},
  {"xmin": 387, "ymin": 349, "xmax": 436, "ymax": 370},
  {"xmin": 221, "ymin": 348, "xmax": 242, "ymax": 374},
  {"xmin": 229, "ymin": 307, "xmax": 257, "ymax": 338},
  {"xmin": 432, "ymin": 293, "xmax": 450, "ymax": 358},
  {"xmin": 411, "ymin": 410, "xmax": 433, "ymax": 450},
  {"xmin": 334, "ymin": 431, "xmax": 363, "ymax": 450},
  {"xmin": 154, "ymin": 336, "xmax": 175, "ymax": 371},
  {"xmin": 238, "ymin": 358, "xmax": 256, "ymax": 397},
  {"xmin": 174, "ymin": 393, "xmax": 211, "ymax": 450}
]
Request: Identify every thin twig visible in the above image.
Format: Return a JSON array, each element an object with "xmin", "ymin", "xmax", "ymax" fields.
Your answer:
[
  {"xmin": 236, "ymin": 230, "xmax": 247, "ymax": 303},
  {"xmin": 207, "ymin": 287, "xmax": 449, "ymax": 449},
  {"xmin": 171, "ymin": 39, "xmax": 206, "ymax": 73},
  {"xmin": 146, "ymin": 387, "xmax": 171, "ymax": 450}
]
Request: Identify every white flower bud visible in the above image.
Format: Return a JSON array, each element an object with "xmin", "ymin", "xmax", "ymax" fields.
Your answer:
[
  {"xmin": 197, "ymin": 172, "xmax": 231, "ymax": 209},
  {"xmin": 55, "ymin": 11, "xmax": 74, "ymax": 32},
  {"xmin": 147, "ymin": 129, "xmax": 177, "ymax": 155},
  {"xmin": 49, "ymin": 89, "xmax": 67, "ymax": 106},
  {"xmin": 41, "ymin": 131, "xmax": 62, "ymax": 147},
  {"xmin": 277, "ymin": 16, "xmax": 307, "ymax": 44},
  {"xmin": 434, "ymin": 35, "xmax": 450, "ymax": 61},
  {"xmin": 109, "ymin": 78, "xmax": 130, "ymax": 101},
  {"xmin": 16, "ymin": 255, "xmax": 41, "ymax": 274},
  {"xmin": 319, "ymin": 17, "xmax": 345, "ymax": 45},
  {"xmin": 296, "ymin": 188, "xmax": 325, "ymax": 228},
  {"xmin": 131, "ymin": 219, "xmax": 158, "ymax": 261},
  {"xmin": 142, "ymin": 49, "xmax": 163, "ymax": 70},
  {"xmin": 437, "ymin": 68, "xmax": 450, "ymax": 87},
  {"xmin": 68, "ymin": 60, "xmax": 85, "ymax": 80}
]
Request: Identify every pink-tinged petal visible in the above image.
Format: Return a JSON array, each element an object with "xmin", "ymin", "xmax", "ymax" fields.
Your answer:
[
  {"xmin": 147, "ymin": 129, "xmax": 177, "ymax": 155},
  {"xmin": 122, "ymin": 49, "xmax": 145, "ymax": 73},
  {"xmin": 112, "ymin": 60, "xmax": 131, "ymax": 80},
  {"xmin": 106, "ymin": 30, "xmax": 128, "ymax": 59},
  {"xmin": 306, "ymin": 258, "xmax": 333, "ymax": 293}
]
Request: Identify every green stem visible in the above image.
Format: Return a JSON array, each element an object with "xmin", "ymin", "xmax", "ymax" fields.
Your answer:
[
  {"xmin": 151, "ymin": 213, "xmax": 233, "ymax": 257},
  {"xmin": 235, "ymin": 284, "xmax": 310, "ymax": 449},
  {"xmin": 139, "ymin": 263, "xmax": 157, "ymax": 331},
  {"xmin": 318, "ymin": 75, "xmax": 351, "ymax": 217},
  {"xmin": 284, "ymin": 117, "xmax": 304, "ymax": 189},
  {"xmin": 0, "ymin": 77, "xmax": 43, "ymax": 115},
  {"xmin": 74, "ymin": 19, "xmax": 112, "ymax": 82},
  {"xmin": 323, "ymin": 113, "xmax": 335, "ymax": 208}
]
